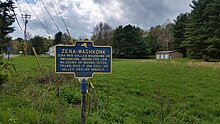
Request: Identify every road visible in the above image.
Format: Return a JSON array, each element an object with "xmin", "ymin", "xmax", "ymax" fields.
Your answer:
[{"xmin": 3, "ymin": 54, "xmax": 19, "ymax": 59}]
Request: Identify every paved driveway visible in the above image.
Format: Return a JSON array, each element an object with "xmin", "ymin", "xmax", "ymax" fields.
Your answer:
[{"xmin": 3, "ymin": 54, "xmax": 19, "ymax": 58}]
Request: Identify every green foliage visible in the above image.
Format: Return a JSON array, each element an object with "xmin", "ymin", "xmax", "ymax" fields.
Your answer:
[
  {"xmin": 204, "ymin": 37, "xmax": 220, "ymax": 60},
  {"xmin": 183, "ymin": 0, "xmax": 220, "ymax": 59},
  {"xmin": 54, "ymin": 31, "xmax": 63, "ymax": 44},
  {"xmin": 112, "ymin": 25, "xmax": 148, "ymax": 58},
  {"xmin": 0, "ymin": 0, "xmax": 15, "ymax": 53},
  {"xmin": 147, "ymin": 23, "xmax": 175, "ymax": 55},
  {"xmin": 0, "ymin": 55, "xmax": 15, "ymax": 86},
  {"xmin": 61, "ymin": 87, "xmax": 81, "ymax": 105},
  {"xmin": 61, "ymin": 33, "xmax": 73, "ymax": 45},
  {"xmin": 1, "ymin": 56, "xmax": 220, "ymax": 123},
  {"xmin": 29, "ymin": 35, "xmax": 47, "ymax": 55},
  {"xmin": 173, "ymin": 13, "xmax": 189, "ymax": 56}
]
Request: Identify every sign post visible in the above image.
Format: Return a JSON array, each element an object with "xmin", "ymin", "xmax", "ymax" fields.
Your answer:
[
  {"xmin": 80, "ymin": 78, "xmax": 87, "ymax": 124},
  {"xmin": 6, "ymin": 47, "xmax": 11, "ymax": 61},
  {"xmin": 55, "ymin": 41, "xmax": 112, "ymax": 123}
]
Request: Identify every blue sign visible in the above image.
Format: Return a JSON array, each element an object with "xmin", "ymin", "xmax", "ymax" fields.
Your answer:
[
  {"xmin": 7, "ymin": 47, "xmax": 12, "ymax": 51},
  {"xmin": 55, "ymin": 41, "xmax": 112, "ymax": 78}
]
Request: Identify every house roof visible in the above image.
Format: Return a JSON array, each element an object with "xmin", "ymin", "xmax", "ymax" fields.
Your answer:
[{"xmin": 156, "ymin": 51, "xmax": 176, "ymax": 54}]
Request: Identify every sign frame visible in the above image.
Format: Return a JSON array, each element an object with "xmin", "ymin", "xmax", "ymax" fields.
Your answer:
[{"xmin": 55, "ymin": 41, "xmax": 112, "ymax": 79}]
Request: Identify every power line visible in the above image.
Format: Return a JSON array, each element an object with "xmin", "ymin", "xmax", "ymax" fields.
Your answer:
[
  {"xmin": 39, "ymin": 0, "xmax": 60, "ymax": 32},
  {"xmin": 25, "ymin": 0, "xmax": 50, "ymax": 35},
  {"xmin": 40, "ymin": 1, "xmax": 49, "ymax": 33},
  {"xmin": 14, "ymin": 0, "xmax": 26, "ymax": 29},
  {"xmin": 11, "ymin": 1, "xmax": 23, "ymax": 31},
  {"xmin": 54, "ymin": 0, "xmax": 70, "ymax": 35},
  {"xmin": 11, "ymin": 2, "xmax": 23, "ymax": 31},
  {"xmin": 13, "ymin": 12, "xmax": 23, "ymax": 31},
  {"xmin": 15, "ymin": 0, "xmax": 23, "ymax": 14}
]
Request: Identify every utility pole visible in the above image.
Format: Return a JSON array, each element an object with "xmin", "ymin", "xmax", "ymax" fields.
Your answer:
[{"xmin": 21, "ymin": 14, "xmax": 31, "ymax": 56}]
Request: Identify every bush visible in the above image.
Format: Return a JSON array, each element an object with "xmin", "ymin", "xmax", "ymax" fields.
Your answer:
[
  {"xmin": 0, "ymin": 55, "xmax": 15, "ymax": 86},
  {"xmin": 61, "ymin": 87, "xmax": 81, "ymax": 105}
]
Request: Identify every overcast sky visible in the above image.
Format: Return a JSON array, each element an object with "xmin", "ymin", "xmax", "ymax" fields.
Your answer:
[{"xmin": 10, "ymin": 0, "xmax": 192, "ymax": 39}]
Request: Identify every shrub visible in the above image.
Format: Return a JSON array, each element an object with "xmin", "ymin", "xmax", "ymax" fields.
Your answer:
[{"xmin": 0, "ymin": 55, "xmax": 15, "ymax": 87}]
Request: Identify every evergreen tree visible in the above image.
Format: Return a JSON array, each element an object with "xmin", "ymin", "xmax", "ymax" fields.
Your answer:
[
  {"xmin": 184, "ymin": 0, "xmax": 220, "ymax": 59},
  {"xmin": 0, "ymin": 0, "xmax": 15, "ymax": 53},
  {"xmin": 173, "ymin": 13, "xmax": 189, "ymax": 56},
  {"xmin": 112, "ymin": 25, "xmax": 124, "ymax": 57},
  {"xmin": 112, "ymin": 25, "xmax": 148, "ymax": 58},
  {"xmin": 203, "ymin": 0, "xmax": 220, "ymax": 59}
]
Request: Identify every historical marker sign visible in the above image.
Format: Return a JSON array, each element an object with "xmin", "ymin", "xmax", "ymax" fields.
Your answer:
[
  {"xmin": 7, "ymin": 47, "xmax": 12, "ymax": 51},
  {"xmin": 55, "ymin": 41, "xmax": 112, "ymax": 78}
]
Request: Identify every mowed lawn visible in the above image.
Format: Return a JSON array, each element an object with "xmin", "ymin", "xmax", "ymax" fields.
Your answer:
[{"xmin": 1, "ymin": 56, "xmax": 220, "ymax": 124}]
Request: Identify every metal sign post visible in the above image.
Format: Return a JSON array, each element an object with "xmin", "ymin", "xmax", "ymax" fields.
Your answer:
[
  {"xmin": 80, "ymin": 79, "xmax": 87, "ymax": 124},
  {"xmin": 6, "ymin": 47, "xmax": 11, "ymax": 61},
  {"xmin": 55, "ymin": 41, "xmax": 112, "ymax": 123}
]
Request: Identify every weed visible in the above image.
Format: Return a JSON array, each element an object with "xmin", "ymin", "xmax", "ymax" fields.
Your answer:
[{"xmin": 153, "ymin": 89, "xmax": 174, "ymax": 124}]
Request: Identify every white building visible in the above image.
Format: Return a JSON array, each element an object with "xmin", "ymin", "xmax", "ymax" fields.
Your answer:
[
  {"xmin": 47, "ymin": 44, "xmax": 63, "ymax": 56},
  {"xmin": 156, "ymin": 51, "xmax": 183, "ymax": 59}
]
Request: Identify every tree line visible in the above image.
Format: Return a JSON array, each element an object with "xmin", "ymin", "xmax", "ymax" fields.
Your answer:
[
  {"xmin": 1, "ymin": 0, "xmax": 220, "ymax": 60},
  {"xmin": 178, "ymin": 0, "xmax": 220, "ymax": 60},
  {"xmin": 92, "ymin": 22, "xmax": 175, "ymax": 59},
  {"xmin": 92, "ymin": 0, "xmax": 220, "ymax": 60}
]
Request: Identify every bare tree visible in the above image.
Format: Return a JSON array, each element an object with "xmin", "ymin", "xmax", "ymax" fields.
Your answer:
[{"xmin": 91, "ymin": 22, "xmax": 113, "ymax": 45}]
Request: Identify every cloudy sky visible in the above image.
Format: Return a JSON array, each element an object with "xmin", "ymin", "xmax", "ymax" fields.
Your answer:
[{"xmin": 11, "ymin": 0, "xmax": 192, "ymax": 39}]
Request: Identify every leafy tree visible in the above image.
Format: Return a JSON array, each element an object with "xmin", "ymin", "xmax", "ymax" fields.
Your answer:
[
  {"xmin": 147, "ymin": 23, "xmax": 174, "ymax": 54},
  {"xmin": 10, "ymin": 40, "xmax": 19, "ymax": 54},
  {"xmin": 160, "ymin": 23, "xmax": 175, "ymax": 51},
  {"xmin": 30, "ymin": 35, "xmax": 45, "ymax": 55},
  {"xmin": 142, "ymin": 31, "xmax": 154, "ymax": 55},
  {"xmin": 0, "ymin": 0, "xmax": 15, "ymax": 53},
  {"xmin": 15, "ymin": 37, "xmax": 24, "ymax": 42},
  {"xmin": 148, "ymin": 26, "xmax": 162, "ymax": 54},
  {"xmin": 62, "ymin": 33, "xmax": 73, "ymax": 45},
  {"xmin": 54, "ymin": 32, "xmax": 73, "ymax": 45},
  {"xmin": 54, "ymin": 31, "xmax": 63, "ymax": 44},
  {"xmin": 91, "ymin": 22, "xmax": 113, "ymax": 46}
]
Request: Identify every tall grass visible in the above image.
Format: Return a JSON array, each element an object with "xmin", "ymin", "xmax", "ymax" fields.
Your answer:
[{"xmin": 0, "ymin": 56, "xmax": 220, "ymax": 123}]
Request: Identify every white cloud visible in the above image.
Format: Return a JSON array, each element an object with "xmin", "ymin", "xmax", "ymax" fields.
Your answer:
[{"xmin": 11, "ymin": 0, "xmax": 192, "ymax": 39}]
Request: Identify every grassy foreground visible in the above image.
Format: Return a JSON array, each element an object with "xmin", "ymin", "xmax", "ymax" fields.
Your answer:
[{"xmin": 1, "ymin": 56, "xmax": 220, "ymax": 124}]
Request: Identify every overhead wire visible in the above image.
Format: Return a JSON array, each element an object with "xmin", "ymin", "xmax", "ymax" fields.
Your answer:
[
  {"xmin": 54, "ymin": 0, "xmax": 70, "ymax": 36},
  {"xmin": 25, "ymin": 0, "xmax": 50, "ymax": 35},
  {"xmin": 15, "ymin": 0, "xmax": 26, "ymax": 25},
  {"xmin": 40, "ymin": 1, "xmax": 49, "ymax": 33},
  {"xmin": 13, "ymin": 0, "xmax": 24, "ymax": 31},
  {"xmin": 39, "ymin": 0, "xmax": 60, "ymax": 32},
  {"xmin": 15, "ymin": 0, "xmax": 23, "ymax": 14},
  {"xmin": 12, "ymin": 8, "xmax": 24, "ymax": 31}
]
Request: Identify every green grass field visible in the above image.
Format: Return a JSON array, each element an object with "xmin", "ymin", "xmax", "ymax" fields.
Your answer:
[{"xmin": 1, "ymin": 56, "xmax": 220, "ymax": 124}]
